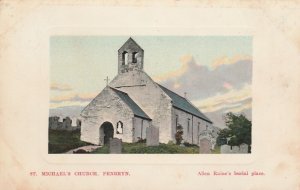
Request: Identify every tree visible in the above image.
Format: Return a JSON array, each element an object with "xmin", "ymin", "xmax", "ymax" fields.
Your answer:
[{"xmin": 217, "ymin": 112, "xmax": 252, "ymax": 152}]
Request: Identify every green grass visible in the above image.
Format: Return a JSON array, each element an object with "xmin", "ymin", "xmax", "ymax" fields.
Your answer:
[
  {"xmin": 48, "ymin": 129, "xmax": 220, "ymax": 154},
  {"xmin": 90, "ymin": 145, "xmax": 109, "ymax": 154},
  {"xmin": 91, "ymin": 143, "xmax": 221, "ymax": 154},
  {"xmin": 211, "ymin": 146, "xmax": 220, "ymax": 154},
  {"xmin": 123, "ymin": 142, "xmax": 199, "ymax": 154},
  {"xmin": 91, "ymin": 142, "xmax": 205, "ymax": 154},
  {"xmin": 48, "ymin": 129, "xmax": 90, "ymax": 153}
]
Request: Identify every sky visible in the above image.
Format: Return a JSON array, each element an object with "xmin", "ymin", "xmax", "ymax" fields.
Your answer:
[{"xmin": 50, "ymin": 36, "xmax": 252, "ymax": 128}]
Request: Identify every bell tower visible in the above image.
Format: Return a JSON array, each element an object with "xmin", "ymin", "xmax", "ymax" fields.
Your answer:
[{"xmin": 118, "ymin": 37, "xmax": 144, "ymax": 74}]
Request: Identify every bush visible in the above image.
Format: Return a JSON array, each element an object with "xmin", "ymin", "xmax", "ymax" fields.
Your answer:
[
  {"xmin": 183, "ymin": 141, "xmax": 198, "ymax": 147},
  {"xmin": 175, "ymin": 131, "xmax": 183, "ymax": 145},
  {"xmin": 217, "ymin": 112, "xmax": 252, "ymax": 147},
  {"xmin": 137, "ymin": 138, "xmax": 146, "ymax": 143}
]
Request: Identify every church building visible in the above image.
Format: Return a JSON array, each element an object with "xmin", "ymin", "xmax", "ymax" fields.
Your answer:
[{"xmin": 80, "ymin": 38, "xmax": 213, "ymax": 146}]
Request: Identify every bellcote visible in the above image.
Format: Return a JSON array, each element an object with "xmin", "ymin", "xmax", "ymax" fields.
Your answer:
[{"xmin": 118, "ymin": 38, "xmax": 144, "ymax": 74}]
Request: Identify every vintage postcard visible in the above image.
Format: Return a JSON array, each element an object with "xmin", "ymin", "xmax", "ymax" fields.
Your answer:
[
  {"xmin": 1, "ymin": 1, "xmax": 300, "ymax": 189},
  {"xmin": 49, "ymin": 36, "xmax": 252, "ymax": 155}
]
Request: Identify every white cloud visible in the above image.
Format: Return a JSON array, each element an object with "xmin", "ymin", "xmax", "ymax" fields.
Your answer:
[
  {"xmin": 155, "ymin": 54, "xmax": 252, "ymax": 101},
  {"xmin": 193, "ymin": 83, "xmax": 251, "ymax": 113},
  {"xmin": 50, "ymin": 101, "xmax": 89, "ymax": 109},
  {"xmin": 50, "ymin": 92, "xmax": 97, "ymax": 108},
  {"xmin": 51, "ymin": 82, "xmax": 72, "ymax": 91},
  {"xmin": 211, "ymin": 55, "xmax": 252, "ymax": 69},
  {"xmin": 153, "ymin": 55, "xmax": 194, "ymax": 82}
]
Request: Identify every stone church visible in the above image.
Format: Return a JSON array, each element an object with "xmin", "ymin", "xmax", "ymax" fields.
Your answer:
[{"xmin": 80, "ymin": 38, "xmax": 213, "ymax": 146}]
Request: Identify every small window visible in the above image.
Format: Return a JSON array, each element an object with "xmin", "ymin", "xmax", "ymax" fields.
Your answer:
[
  {"xmin": 122, "ymin": 51, "xmax": 128, "ymax": 65},
  {"xmin": 132, "ymin": 52, "xmax": 138, "ymax": 63},
  {"xmin": 187, "ymin": 118, "xmax": 190, "ymax": 134},
  {"xmin": 116, "ymin": 121, "xmax": 123, "ymax": 134},
  {"xmin": 175, "ymin": 115, "xmax": 178, "ymax": 128},
  {"xmin": 197, "ymin": 122, "xmax": 200, "ymax": 143}
]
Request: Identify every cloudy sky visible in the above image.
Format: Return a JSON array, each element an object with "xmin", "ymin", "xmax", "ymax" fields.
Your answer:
[{"xmin": 50, "ymin": 36, "xmax": 252, "ymax": 128}]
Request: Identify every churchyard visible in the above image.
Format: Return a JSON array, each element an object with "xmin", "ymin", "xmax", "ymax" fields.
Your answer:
[
  {"xmin": 48, "ymin": 128, "xmax": 220, "ymax": 154},
  {"xmin": 48, "ymin": 129, "xmax": 90, "ymax": 153}
]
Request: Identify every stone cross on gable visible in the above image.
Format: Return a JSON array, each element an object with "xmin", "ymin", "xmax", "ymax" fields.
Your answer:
[
  {"xmin": 184, "ymin": 92, "xmax": 187, "ymax": 98},
  {"xmin": 104, "ymin": 76, "xmax": 110, "ymax": 86}
]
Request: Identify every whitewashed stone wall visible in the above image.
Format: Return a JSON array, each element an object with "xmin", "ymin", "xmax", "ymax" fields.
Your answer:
[
  {"xmin": 172, "ymin": 108, "xmax": 212, "ymax": 145},
  {"xmin": 80, "ymin": 87, "xmax": 135, "ymax": 145},
  {"xmin": 110, "ymin": 70, "xmax": 173, "ymax": 143},
  {"xmin": 133, "ymin": 117, "xmax": 150, "ymax": 142}
]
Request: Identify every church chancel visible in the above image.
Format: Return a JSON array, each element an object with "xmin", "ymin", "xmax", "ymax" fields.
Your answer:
[{"xmin": 80, "ymin": 38, "xmax": 213, "ymax": 146}]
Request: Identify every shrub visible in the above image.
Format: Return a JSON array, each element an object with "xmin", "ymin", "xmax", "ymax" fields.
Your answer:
[
  {"xmin": 175, "ymin": 131, "xmax": 183, "ymax": 145},
  {"xmin": 137, "ymin": 137, "xmax": 146, "ymax": 143}
]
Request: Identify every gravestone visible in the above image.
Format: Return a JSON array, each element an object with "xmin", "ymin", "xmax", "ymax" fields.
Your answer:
[
  {"xmin": 49, "ymin": 116, "xmax": 60, "ymax": 129},
  {"xmin": 239, "ymin": 143, "xmax": 248, "ymax": 153},
  {"xmin": 146, "ymin": 126, "xmax": 159, "ymax": 146},
  {"xmin": 109, "ymin": 138, "xmax": 122, "ymax": 154},
  {"xmin": 199, "ymin": 138, "xmax": 212, "ymax": 154},
  {"xmin": 232, "ymin": 146, "xmax": 240, "ymax": 154},
  {"xmin": 220, "ymin": 144, "xmax": 231, "ymax": 154},
  {"xmin": 62, "ymin": 117, "xmax": 72, "ymax": 129}
]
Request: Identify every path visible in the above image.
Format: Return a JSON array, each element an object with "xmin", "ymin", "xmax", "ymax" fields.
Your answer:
[{"xmin": 65, "ymin": 145, "xmax": 101, "ymax": 154}]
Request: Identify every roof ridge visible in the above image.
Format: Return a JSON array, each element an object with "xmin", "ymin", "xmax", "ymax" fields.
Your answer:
[
  {"xmin": 118, "ymin": 37, "xmax": 143, "ymax": 51},
  {"xmin": 109, "ymin": 86, "xmax": 128, "ymax": 95},
  {"xmin": 156, "ymin": 83, "xmax": 212, "ymax": 123},
  {"xmin": 110, "ymin": 86, "xmax": 151, "ymax": 120},
  {"xmin": 156, "ymin": 83, "xmax": 186, "ymax": 99}
]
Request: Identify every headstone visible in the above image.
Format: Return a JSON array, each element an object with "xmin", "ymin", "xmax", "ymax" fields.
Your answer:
[
  {"xmin": 232, "ymin": 146, "xmax": 240, "ymax": 154},
  {"xmin": 109, "ymin": 138, "xmax": 122, "ymax": 154},
  {"xmin": 49, "ymin": 116, "xmax": 60, "ymax": 129},
  {"xmin": 199, "ymin": 138, "xmax": 212, "ymax": 153},
  {"xmin": 146, "ymin": 126, "xmax": 159, "ymax": 146},
  {"xmin": 62, "ymin": 117, "xmax": 72, "ymax": 129},
  {"xmin": 71, "ymin": 117, "xmax": 77, "ymax": 127},
  {"xmin": 220, "ymin": 144, "xmax": 231, "ymax": 154},
  {"xmin": 239, "ymin": 143, "xmax": 248, "ymax": 153}
]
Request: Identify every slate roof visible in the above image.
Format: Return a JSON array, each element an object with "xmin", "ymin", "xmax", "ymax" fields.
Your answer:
[
  {"xmin": 157, "ymin": 84, "xmax": 212, "ymax": 124},
  {"xmin": 110, "ymin": 87, "xmax": 151, "ymax": 120}
]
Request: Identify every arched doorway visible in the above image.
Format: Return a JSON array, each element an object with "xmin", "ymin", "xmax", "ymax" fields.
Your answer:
[{"xmin": 99, "ymin": 122, "xmax": 114, "ymax": 145}]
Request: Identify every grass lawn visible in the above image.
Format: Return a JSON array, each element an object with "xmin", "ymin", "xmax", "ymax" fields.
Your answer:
[
  {"xmin": 91, "ymin": 142, "xmax": 220, "ymax": 154},
  {"xmin": 48, "ymin": 129, "xmax": 220, "ymax": 154},
  {"xmin": 48, "ymin": 129, "xmax": 90, "ymax": 153},
  {"xmin": 211, "ymin": 145, "xmax": 220, "ymax": 154}
]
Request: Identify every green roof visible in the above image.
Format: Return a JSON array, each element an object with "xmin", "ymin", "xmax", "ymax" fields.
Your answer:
[
  {"xmin": 110, "ymin": 87, "xmax": 151, "ymax": 120},
  {"xmin": 157, "ymin": 84, "xmax": 212, "ymax": 124}
]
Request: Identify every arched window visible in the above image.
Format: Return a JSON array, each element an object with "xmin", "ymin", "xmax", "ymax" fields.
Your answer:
[
  {"xmin": 175, "ymin": 115, "xmax": 178, "ymax": 129},
  {"xmin": 116, "ymin": 121, "xmax": 123, "ymax": 134},
  {"xmin": 197, "ymin": 122, "xmax": 201, "ymax": 143},
  {"xmin": 132, "ymin": 52, "xmax": 138, "ymax": 63},
  {"xmin": 122, "ymin": 51, "xmax": 128, "ymax": 65},
  {"xmin": 187, "ymin": 118, "xmax": 190, "ymax": 134}
]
